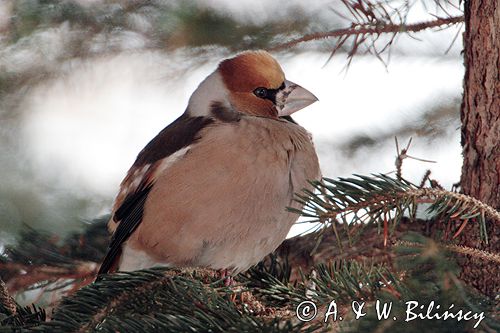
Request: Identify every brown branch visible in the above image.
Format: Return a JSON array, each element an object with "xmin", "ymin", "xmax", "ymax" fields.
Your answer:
[
  {"xmin": 406, "ymin": 188, "xmax": 500, "ymax": 222},
  {"xmin": 419, "ymin": 170, "xmax": 432, "ymax": 188},
  {"xmin": 315, "ymin": 186, "xmax": 500, "ymax": 224},
  {"xmin": 272, "ymin": 219, "xmax": 426, "ymax": 282},
  {"xmin": 3, "ymin": 262, "xmax": 97, "ymax": 294},
  {"xmin": 76, "ymin": 268, "xmax": 220, "ymax": 333},
  {"xmin": 270, "ymin": 15, "xmax": 464, "ymax": 51},
  {"xmin": 396, "ymin": 241, "xmax": 500, "ymax": 264},
  {"xmin": 75, "ymin": 275, "xmax": 168, "ymax": 333}
]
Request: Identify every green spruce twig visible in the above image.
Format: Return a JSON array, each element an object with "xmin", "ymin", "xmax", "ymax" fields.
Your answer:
[{"xmin": 291, "ymin": 174, "xmax": 499, "ymax": 245}]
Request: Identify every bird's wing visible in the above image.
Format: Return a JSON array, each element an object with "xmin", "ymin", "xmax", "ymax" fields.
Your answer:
[
  {"xmin": 119, "ymin": 116, "xmax": 320, "ymax": 272},
  {"xmin": 98, "ymin": 113, "xmax": 214, "ymax": 275}
]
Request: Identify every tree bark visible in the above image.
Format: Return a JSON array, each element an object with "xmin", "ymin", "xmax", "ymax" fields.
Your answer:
[
  {"xmin": 459, "ymin": 0, "xmax": 499, "ymax": 298},
  {"xmin": 461, "ymin": 0, "xmax": 500, "ymax": 209}
]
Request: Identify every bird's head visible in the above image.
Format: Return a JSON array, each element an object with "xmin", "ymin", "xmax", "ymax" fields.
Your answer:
[
  {"xmin": 219, "ymin": 50, "xmax": 318, "ymax": 118},
  {"xmin": 188, "ymin": 50, "xmax": 318, "ymax": 119}
]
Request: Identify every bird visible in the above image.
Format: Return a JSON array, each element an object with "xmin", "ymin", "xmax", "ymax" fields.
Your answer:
[{"xmin": 98, "ymin": 50, "xmax": 321, "ymax": 276}]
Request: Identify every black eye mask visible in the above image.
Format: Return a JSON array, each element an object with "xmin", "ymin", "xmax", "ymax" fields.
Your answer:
[{"xmin": 253, "ymin": 82, "xmax": 286, "ymax": 104}]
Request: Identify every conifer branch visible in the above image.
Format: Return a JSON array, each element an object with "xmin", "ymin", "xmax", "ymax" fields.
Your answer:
[
  {"xmin": 407, "ymin": 188, "xmax": 500, "ymax": 222},
  {"xmin": 396, "ymin": 240, "xmax": 500, "ymax": 264},
  {"xmin": 293, "ymin": 174, "xmax": 499, "ymax": 244},
  {"xmin": 75, "ymin": 271, "xmax": 170, "ymax": 333},
  {"xmin": 270, "ymin": 16, "xmax": 463, "ymax": 51},
  {"xmin": 4, "ymin": 262, "xmax": 97, "ymax": 293},
  {"xmin": 0, "ymin": 278, "xmax": 16, "ymax": 316},
  {"xmin": 36, "ymin": 268, "xmax": 321, "ymax": 333},
  {"xmin": 0, "ymin": 288, "xmax": 46, "ymax": 330},
  {"xmin": 3, "ymin": 225, "xmax": 498, "ymax": 331}
]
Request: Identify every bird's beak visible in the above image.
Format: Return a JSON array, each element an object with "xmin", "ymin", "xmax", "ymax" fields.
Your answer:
[{"xmin": 276, "ymin": 80, "xmax": 318, "ymax": 117}]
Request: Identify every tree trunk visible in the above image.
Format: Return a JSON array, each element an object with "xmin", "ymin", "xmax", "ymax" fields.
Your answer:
[
  {"xmin": 461, "ymin": 0, "xmax": 500, "ymax": 209},
  {"xmin": 459, "ymin": 0, "xmax": 499, "ymax": 298}
]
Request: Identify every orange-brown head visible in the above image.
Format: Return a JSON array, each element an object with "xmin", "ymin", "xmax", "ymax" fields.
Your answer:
[{"xmin": 217, "ymin": 50, "xmax": 317, "ymax": 118}]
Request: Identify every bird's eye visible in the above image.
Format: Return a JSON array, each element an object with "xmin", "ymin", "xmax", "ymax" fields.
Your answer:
[{"xmin": 254, "ymin": 87, "xmax": 268, "ymax": 99}]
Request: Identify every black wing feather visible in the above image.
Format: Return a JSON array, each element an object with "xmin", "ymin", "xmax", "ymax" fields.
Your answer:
[
  {"xmin": 135, "ymin": 113, "xmax": 214, "ymax": 166},
  {"xmin": 98, "ymin": 184, "xmax": 152, "ymax": 275},
  {"xmin": 98, "ymin": 113, "xmax": 214, "ymax": 276}
]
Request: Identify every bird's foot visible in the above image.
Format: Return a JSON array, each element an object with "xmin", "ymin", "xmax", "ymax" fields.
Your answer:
[
  {"xmin": 224, "ymin": 275, "xmax": 234, "ymax": 287},
  {"xmin": 216, "ymin": 268, "xmax": 234, "ymax": 286}
]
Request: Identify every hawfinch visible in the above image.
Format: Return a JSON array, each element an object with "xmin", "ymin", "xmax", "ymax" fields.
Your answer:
[{"xmin": 98, "ymin": 50, "xmax": 321, "ymax": 276}]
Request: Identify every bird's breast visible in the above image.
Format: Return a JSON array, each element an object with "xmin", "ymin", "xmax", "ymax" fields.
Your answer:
[{"xmin": 126, "ymin": 116, "xmax": 320, "ymax": 273}]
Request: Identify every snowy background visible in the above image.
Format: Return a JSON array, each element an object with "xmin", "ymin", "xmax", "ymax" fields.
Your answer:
[{"xmin": 0, "ymin": 0, "xmax": 464, "ymax": 239}]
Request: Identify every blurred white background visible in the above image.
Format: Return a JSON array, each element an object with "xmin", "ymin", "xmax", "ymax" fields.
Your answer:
[{"xmin": 0, "ymin": 0, "xmax": 464, "ymax": 237}]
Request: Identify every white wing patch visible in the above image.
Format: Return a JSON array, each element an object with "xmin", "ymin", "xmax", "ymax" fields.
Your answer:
[
  {"xmin": 113, "ymin": 146, "xmax": 192, "ymax": 217},
  {"xmin": 154, "ymin": 146, "xmax": 191, "ymax": 176},
  {"xmin": 128, "ymin": 165, "xmax": 152, "ymax": 192}
]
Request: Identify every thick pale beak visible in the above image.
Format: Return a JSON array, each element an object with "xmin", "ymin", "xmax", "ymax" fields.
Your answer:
[{"xmin": 276, "ymin": 80, "xmax": 318, "ymax": 117}]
